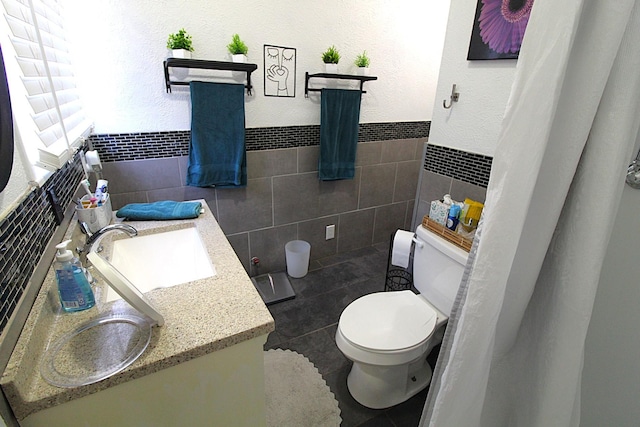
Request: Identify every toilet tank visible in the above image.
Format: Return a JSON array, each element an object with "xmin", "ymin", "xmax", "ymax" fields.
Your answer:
[{"xmin": 413, "ymin": 226, "xmax": 469, "ymax": 316}]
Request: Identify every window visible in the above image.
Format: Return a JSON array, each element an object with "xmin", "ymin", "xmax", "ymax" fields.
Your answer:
[{"xmin": 1, "ymin": 0, "xmax": 91, "ymax": 177}]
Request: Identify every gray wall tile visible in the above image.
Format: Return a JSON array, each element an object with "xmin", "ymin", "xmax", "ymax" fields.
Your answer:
[
  {"xmin": 273, "ymin": 171, "xmax": 360, "ymax": 225},
  {"xmin": 356, "ymin": 141, "xmax": 382, "ymax": 166},
  {"xmin": 103, "ymin": 158, "xmax": 183, "ymax": 193},
  {"xmin": 419, "ymin": 170, "xmax": 452, "ymax": 205},
  {"xmin": 216, "ymin": 177, "xmax": 273, "ymax": 234},
  {"xmin": 450, "ymin": 179, "xmax": 487, "ymax": 204},
  {"xmin": 298, "ymin": 216, "xmax": 340, "ymax": 260},
  {"xmin": 415, "ymin": 140, "xmax": 427, "ymax": 161},
  {"xmin": 249, "ymin": 224, "xmax": 297, "ymax": 273},
  {"xmin": 415, "ymin": 200, "xmax": 431, "ymax": 230},
  {"xmin": 247, "ymin": 148, "xmax": 297, "ymax": 179},
  {"xmin": 110, "ymin": 191, "xmax": 149, "ymax": 210},
  {"xmin": 381, "ymin": 139, "xmax": 420, "ymax": 163},
  {"xmin": 338, "ymin": 209, "xmax": 375, "ymax": 253},
  {"xmin": 146, "ymin": 186, "xmax": 215, "ymax": 203},
  {"xmin": 177, "ymin": 156, "xmax": 188, "ymax": 183},
  {"xmin": 359, "ymin": 163, "xmax": 396, "ymax": 209},
  {"xmin": 405, "ymin": 199, "xmax": 415, "ymax": 230},
  {"xmin": 373, "ymin": 202, "xmax": 409, "ymax": 243},
  {"xmin": 393, "ymin": 160, "xmax": 421, "ymax": 203},
  {"xmin": 226, "ymin": 232, "xmax": 250, "ymax": 273},
  {"xmin": 298, "ymin": 146, "xmax": 319, "ymax": 173},
  {"xmin": 414, "ymin": 171, "xmax": 453, "ymax": 228}
]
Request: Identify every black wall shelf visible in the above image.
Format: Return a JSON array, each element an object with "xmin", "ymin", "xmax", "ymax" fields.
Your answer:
[
  {"xmin": 304, "ymin": 72, "xmax": 377, "ymax": 97},
  {"xmin": 163, "ymin": 58, "xmax": 258, "ymax": 95}
]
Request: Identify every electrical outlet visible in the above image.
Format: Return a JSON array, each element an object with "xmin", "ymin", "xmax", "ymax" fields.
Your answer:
[{"xmin": 326, "ymin": 224, "xmax": 335, "ymax": 240}]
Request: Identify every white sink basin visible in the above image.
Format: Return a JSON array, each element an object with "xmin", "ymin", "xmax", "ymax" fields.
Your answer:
[{"xmin": 104, "ymin": 226, "xmax": 216, "ymax": 302}]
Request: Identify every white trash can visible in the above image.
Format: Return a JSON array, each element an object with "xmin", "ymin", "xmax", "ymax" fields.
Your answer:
[{"xmin": 285, "ymin": 240, "xmax": 311, "ymax": 278}]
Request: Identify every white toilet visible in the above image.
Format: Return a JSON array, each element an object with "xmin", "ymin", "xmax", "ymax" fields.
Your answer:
[{"xmin": 335, "ymin": 225, "xmax": 469, "ymax": 409}]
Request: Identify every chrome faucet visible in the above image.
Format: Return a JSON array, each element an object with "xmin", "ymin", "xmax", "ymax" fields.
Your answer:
[{"xmin": 77, "ymin": 222, "xmax": 138, "ymax": 264}]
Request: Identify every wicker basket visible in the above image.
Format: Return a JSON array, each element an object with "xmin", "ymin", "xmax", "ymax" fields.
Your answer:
[{"xmin": 421, "ymin": 216, "xmax": 473, "ymax": 252}]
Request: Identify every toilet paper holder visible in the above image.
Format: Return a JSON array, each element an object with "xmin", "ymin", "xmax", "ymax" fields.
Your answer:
[{"xmin": 386, "ymin": 230, "xmax": 416, "ymax": 292}]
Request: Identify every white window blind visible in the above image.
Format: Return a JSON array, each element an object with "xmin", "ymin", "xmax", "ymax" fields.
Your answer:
[{"xmin": 1, "ymin": 0, "xmax": 91, "ymax": 170}]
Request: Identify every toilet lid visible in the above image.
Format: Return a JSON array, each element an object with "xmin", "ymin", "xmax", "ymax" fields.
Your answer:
[{"xmin": 339, "ymin": 291, "xmax": 437, "ymax": 351}]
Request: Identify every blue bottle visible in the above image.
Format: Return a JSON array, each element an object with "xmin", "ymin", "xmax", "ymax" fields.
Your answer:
[
  {"xmin": 446, "ymin": 204, "xmax": 461, "ymax": 231},
  {"xmin": 54, "ymin": 240, "xmax": 95, "ymax": 312}
]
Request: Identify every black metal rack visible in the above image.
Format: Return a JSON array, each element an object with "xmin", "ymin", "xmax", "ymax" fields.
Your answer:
[
  {"xmin": 163, "ymin": 58, "xmax": 258, "ymax": 95},
  {"xmin": 304, "ymin": 72, "xmax": 377, "ymax": 97},
  {"xmin": 385, "ymin": 229, "xmax": 414, "ymax": 292}
]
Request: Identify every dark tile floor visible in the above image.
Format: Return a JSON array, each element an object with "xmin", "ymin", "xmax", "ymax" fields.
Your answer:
[{"xmin": 263, "ymin": 244, "xmax": 439, "ymax": 427}]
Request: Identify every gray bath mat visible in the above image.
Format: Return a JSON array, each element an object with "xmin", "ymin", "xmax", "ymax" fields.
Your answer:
[{"xmin": 264, "ymin": 349, "xmax": 341, "ymax": 426}]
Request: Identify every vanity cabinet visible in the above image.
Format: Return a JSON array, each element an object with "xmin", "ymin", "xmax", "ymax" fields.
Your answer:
[
  {"xmin": 21, "ymin": 337, "xmax": 267, "ymax": 427},
  {"xmin": 1, "ymin": 200, "xmax": 274, "ymax": 426}
]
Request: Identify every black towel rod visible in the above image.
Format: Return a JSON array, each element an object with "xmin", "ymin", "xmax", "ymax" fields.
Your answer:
[
  {"xmin": 304, "ymin": 72, "xmax": 377, "ymax": 97},
  {"xmin": 163, "ymin": 58, "xmax": 258, "ymax": 95}
]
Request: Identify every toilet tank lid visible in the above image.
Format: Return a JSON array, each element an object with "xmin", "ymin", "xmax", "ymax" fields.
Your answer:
[{"xmin": 339, "ymin": 291, "xmax": 437, "ymax": 351}]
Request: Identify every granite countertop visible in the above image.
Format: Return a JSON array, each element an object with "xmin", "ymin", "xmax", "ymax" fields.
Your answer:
[{"xmin": 0, "ymin": 200, "xmax": 275, "ymax": 421}]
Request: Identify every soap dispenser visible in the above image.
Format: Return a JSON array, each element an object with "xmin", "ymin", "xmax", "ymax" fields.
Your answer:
[{"xmin": 54, "ymin": 240, "xmax": 95, "ymax": 312}]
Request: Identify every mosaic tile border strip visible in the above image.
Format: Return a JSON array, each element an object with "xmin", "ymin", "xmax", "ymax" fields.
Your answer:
[
  {"xmin": 0, "ymin": 155, "xmax": 84, "ymax": 336},
  {"xmin": 88, "ymin": 131, "xmax": 191, "ymax": 163},
  {"xmin": 88, "ymin": 121, "xmax": 431, "ymax": 163},
  {"xmin": 425, "ymin": 144, "xmax": 493, "ymax": 188}
]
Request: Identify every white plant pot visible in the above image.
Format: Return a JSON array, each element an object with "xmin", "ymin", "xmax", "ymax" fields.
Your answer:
[
  {"xmin": 324, "ymin": 63, "xmax": 338, "ymax": 74},
  {"xmin": 356, "ymin": 67, "xmax": 370, "ymax": 76},
  {"xmin": 232, "ymin": 54, "xmax": 247, "ymax": 63},
  {"xmin": 171, "ymin": 49, "xmax": 191, "ymax": 59}
]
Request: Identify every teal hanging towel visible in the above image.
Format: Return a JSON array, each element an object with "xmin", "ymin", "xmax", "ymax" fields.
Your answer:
[
  {"xmin": 187, "ymin": 81, "xmax": 247, "ymax": 187},
  {"xmin": 319, "ymin": 88, "xmax": 362, "ymax": 181}
]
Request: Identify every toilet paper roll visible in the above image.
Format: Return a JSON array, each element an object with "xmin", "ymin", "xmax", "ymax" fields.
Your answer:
[{"xmin": 391, "ymin": 230, "xmax": 414, "ymax": 268}]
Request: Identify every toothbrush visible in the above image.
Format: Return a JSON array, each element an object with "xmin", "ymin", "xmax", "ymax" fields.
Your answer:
[{"xmin": 81, "ymin": 179, "xmax": 93, "ymax": 198}]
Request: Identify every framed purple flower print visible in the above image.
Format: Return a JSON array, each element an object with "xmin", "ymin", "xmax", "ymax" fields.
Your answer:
[{"xmin": 467, "ymin": 0, "xmax": 534, "ymax": 60}]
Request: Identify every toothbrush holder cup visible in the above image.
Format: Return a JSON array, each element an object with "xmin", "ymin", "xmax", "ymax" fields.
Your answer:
[{"xmin": 75, "ymin": 194, "xmax": 113, "ymax": 233}]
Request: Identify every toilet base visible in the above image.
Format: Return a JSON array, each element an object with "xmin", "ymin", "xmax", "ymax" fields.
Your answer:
[{"xmin": 346, "ymin": 354, "xmax": 432, "ymax": 409}]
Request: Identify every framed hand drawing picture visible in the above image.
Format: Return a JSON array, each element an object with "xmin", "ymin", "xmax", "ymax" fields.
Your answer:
[
  {"xmin": 467, "ymin": 0, "xmax": 535, "ymax": 60},
  {"xmin": 264, "ymin": 45, "xmax": 296, "ymax": 97}
]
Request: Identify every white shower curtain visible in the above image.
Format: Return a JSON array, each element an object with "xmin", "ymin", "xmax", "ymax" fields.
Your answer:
[{"xmin": 421, "ymin": 0, "xmax": 640, "ymax": 426}]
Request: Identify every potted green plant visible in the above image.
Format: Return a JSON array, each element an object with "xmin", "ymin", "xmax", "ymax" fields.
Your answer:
[
  {"xmin": 227, "ymin": 34, "xmax": 249, "ymax": 63},
  {"xmin": 321, "ymin": 45, "xmax": 340, "ymax": 73},
  {"xmin": 354, "ymin": 51, "xmax": 370, "ymax": 76},
  {"xmin": 167, "ymin": 28, "xmax": 194, "ymax": 59}
]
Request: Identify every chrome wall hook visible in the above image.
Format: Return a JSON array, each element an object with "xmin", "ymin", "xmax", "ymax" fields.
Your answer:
[{"xmin": 443, "ymin": 84, "xmax": 460, "ymax": 109}]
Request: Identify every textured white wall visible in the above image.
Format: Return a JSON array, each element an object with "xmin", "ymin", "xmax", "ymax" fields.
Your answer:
[
  {"xmin": 428, "ymin": 0, "xmax": 516, "ymax": 156},
  {"xmin": 62, "ymin": 0, "xmax": 450, "ymax": 134},
  {"xmin": 0, "ymin": 141, "xmax": 28, "ymax": 217}
]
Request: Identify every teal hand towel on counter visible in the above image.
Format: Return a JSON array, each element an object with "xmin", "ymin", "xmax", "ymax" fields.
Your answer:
[
  {"xmin": 318, "ymin": 88, "xmax": 362, "ymax": 181},
  {"xmin": 187, "ymin": 81, "xmax": 247, "ymax": 187},
  {"xmin": 116, "ymin": 201, "xmax": 202, "ymax": 221}
]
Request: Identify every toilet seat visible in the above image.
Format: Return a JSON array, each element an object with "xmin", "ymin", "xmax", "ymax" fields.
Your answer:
[{"xmin": 338, "ymin": 291, "xmax": 437, "ymax": 353}]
